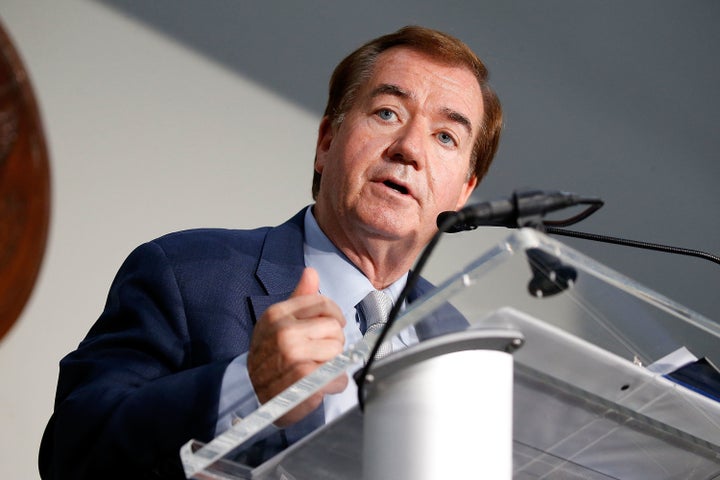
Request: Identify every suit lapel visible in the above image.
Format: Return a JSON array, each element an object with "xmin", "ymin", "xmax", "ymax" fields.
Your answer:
[{"xmin": 248, "ymin": 209, "xmax": 307, "ymax": 323}]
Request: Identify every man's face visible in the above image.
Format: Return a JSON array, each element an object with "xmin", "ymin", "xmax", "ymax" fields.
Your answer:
[{"xmin": 314, "ymin": 47, "xmax": 482, "ymax": 250}]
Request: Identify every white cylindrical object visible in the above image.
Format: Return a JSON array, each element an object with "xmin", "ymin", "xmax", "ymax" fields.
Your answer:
[{"xmin": 363, "ymin": 349, "xmax": 513, "ymax": 480}]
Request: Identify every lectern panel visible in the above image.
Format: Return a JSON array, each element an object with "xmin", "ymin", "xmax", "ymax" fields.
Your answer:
[{"xmin": 181, "ymin": 229, "xmax": 720, "ymax": 479}]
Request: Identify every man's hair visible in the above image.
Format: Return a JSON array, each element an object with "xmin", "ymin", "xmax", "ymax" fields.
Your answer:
[{"xmin": 312, "ymin": 25, "xmax": 503, "ymax": 199}]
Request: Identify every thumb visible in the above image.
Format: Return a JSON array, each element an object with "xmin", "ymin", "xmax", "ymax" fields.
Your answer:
[{"xmin": 291, "ymin": 267, "xmax": 320, "ymax": 298}]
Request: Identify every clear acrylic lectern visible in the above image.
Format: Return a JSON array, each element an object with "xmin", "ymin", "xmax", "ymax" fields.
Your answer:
[{"xmin": 180, "ymin": 228, "xmax": 720, "ymax": 480}]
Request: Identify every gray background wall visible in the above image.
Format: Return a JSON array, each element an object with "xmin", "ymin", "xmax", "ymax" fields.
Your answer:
[{"xmin": 1, "ymin": 1, "xmax": 718, "ymax": 478}]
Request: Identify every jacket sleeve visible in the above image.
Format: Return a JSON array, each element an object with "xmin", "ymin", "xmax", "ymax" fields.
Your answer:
[{"xmin": 39, "ymin": 240, "xmax": 238, "ymax": 479}]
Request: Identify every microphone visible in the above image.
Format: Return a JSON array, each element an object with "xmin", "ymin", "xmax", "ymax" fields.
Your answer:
[{"xmin": 437, "ymin": 190, "xmax": 600, "ymax": 233}]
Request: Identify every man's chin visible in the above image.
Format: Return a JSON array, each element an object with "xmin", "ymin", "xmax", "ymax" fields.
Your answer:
[{"xmin": 357, "ymin": 212, "xmax": 424, "ymax": 242}]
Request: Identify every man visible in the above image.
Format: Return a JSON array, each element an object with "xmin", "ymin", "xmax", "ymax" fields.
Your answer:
[{"xmin": 39, "ymin": 26, "xmax": 502, "ymax": 479}]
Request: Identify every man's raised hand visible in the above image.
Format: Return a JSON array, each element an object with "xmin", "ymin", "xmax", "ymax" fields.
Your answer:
[{"xmin": 247, "ymin": 267, "xmax": 348, "ymax": 426}]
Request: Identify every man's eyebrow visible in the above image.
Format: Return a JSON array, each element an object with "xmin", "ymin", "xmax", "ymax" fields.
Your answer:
[
  {"xmin": 442, "ymin": 108, "xmax": 473, "ymax": 137},
  {"xmin": 371, "ymin": 83, "xmax": 474, "ymax": 136},
  {"xmin": 370, "ymin": 83, "xmax": 410, "ymax": 99}
]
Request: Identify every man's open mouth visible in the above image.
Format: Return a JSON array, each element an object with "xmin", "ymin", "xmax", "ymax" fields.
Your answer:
[{"xmin": 383, "ymin": 180, "xmax": 409, "ymax": 195}]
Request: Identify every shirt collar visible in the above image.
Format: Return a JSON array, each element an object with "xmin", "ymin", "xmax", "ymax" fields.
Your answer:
[{"xmin": 303, "ymin": 206, "xmax": 407, "ymax": 315}]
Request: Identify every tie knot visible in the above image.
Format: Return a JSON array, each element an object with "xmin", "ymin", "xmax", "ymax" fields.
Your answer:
[{"xmin": 358, "ymin": 290, "xmax": 393, "ymax": 331}]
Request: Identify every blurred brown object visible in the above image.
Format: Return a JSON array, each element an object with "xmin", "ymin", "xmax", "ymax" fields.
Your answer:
[{"xmin": 0, "ymin": 20, "xmax": 51, "ymax": 341}]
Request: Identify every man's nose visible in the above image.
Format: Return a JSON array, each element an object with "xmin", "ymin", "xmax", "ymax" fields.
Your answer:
[{"xmin": 386, "ymin": 121, "xmax": 426, "ymax": 169}]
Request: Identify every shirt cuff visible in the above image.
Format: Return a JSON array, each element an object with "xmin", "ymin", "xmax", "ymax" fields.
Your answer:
[{"xmin": 215, "ymin": 353, "xmax": 263, "ymax": 435}]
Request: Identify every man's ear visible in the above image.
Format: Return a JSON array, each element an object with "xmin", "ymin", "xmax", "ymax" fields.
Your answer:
[
  {"xmin": 315, "ymin": 116, "xmax": 334, "ymax": 174},
  {"xmin": 455, "ymin": 175, "xmax": 478, "ymax": 210}
]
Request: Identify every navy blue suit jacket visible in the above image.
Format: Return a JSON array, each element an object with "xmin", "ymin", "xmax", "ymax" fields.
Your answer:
[{"xmin": 39, "ymin": 209, "xmax": 465, "ymax": 479}]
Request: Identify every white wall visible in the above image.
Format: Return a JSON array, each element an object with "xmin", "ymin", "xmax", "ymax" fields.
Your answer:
[{"xmin": 0, "ymin": 2, "xmax": 318, "ymax": 477}]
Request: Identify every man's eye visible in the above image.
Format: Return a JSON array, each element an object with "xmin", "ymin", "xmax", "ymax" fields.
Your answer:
[
  {"xmin": 376, "ymin": 109, "xmax": 395, "ymax": 121},
  {"xmin": 437, "ymin": 132, "xmax": 456, "ymax": 145}
]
